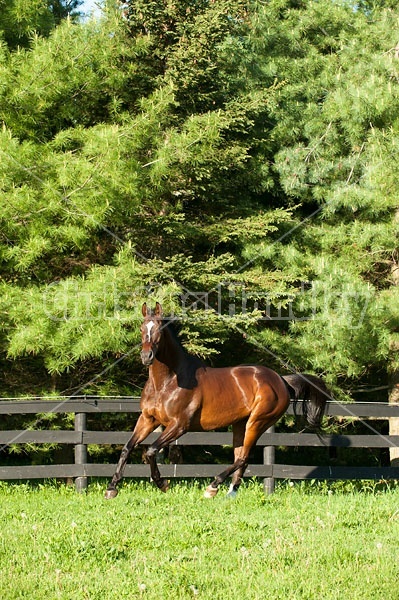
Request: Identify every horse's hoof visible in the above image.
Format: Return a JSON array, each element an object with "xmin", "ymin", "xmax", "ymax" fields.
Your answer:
[
  {"xmin": 159, "ymin": 479, "xmax": 170, "ymax": 493},
  {"xmin": 204, "ymin": 485, "xmax": 219, "ymax": 498},
  {"xmin": 104, "ymin": 488, "xmax": 118, "ymax": 500},
  {"xmin": 226, "ymin": 484, "xmax": 238, "ymax": 499}
]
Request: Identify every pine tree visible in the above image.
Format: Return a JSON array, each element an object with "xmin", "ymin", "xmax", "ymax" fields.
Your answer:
[
  {"xmin": 1, "ymin": 0, "xmax": 399, "ymax": 412},
  {"xmin": 0, "ymin": 0, "xmax": 83, "ymax": 49},
  {"xmin": 241, "ymin": 1, "xmax": 399, "ymax": 399},
  {"xmin": 0, "ymin": 0, "xmax": 289, "ymax": 394}
]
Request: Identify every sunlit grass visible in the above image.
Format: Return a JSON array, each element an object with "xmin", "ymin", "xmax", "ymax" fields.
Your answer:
[{"xmin": 0, "ymin": 480, "xmax": 398, "ymax": 599}]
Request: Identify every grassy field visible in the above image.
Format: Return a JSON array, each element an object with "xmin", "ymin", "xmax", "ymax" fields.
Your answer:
[{"xmin": 0, "ymin": 479, "xmax": 398, "ymax": 600}]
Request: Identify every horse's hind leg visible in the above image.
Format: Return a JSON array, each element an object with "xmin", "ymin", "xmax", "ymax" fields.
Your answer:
[
  {"xmin": 228, "ymin": 421, "xmax": 247, "ymax": 498},
  {"xmin": 204, "ymin": 413, "xmax": 276, "ymax": 499},
  {"xmin": 204, "ymin": 457, "xmax": 248, "ymax": 498},
  {"xmin": 227, "ymin": 455, "xmax": 246, "ymax": 498},
  {"xmin": 204, "ymin": 420, "xmax": 247, "ymax": 499}
]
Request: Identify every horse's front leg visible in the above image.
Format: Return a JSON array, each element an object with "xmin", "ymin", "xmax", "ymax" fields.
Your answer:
[
  {"xmin": 105, "ymin": 413, "xmax": 159, "ymax": 499},
  {"xmin": 145, "ymin": 420, "xmax": 186, "ymax": 493}
]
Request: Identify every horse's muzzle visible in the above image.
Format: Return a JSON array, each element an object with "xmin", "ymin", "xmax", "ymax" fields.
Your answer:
[{"xmin": 140, "ymin": 350, "xmax": 154, "ymax": 365}]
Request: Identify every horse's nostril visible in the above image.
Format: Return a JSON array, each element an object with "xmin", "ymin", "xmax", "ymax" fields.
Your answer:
[{"xmin": 141, "ymin": 349, "xmax": 154, "ymax": 365}]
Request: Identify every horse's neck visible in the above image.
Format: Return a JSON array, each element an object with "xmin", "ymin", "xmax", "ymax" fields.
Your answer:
[
  {"xmin": 149, "ymin": 354, "xmax": 184, "ymax": 389},
  {"xmin": 150, "ymin": 327, "xmax": 202, "ymax": 391},
  {"xmin": 154, "ymin": 326, "xmax": 189, "ymax": 374},
  {"xmin": 149, "ymin": 359, "xmax": 171, "ymax": 386}
]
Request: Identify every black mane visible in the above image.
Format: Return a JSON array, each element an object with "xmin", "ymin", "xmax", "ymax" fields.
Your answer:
[{"xmin": 161, "ymin": 319, "xmax": 205, "ymax": 390}]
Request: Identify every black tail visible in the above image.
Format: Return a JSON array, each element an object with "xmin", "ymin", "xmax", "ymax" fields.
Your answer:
[{"xmin": 282, "ymin": 374, "xmax": 331, "ymax": 430}]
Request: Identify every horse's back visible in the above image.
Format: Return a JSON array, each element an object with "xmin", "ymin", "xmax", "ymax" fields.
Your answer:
[
  {"xmin": 194, "ymin": 363, "xmax": 289, "ymax": 430},
  {"xmin": 199, "ymin": 364, "xmax": 288, "ymax": 395}
]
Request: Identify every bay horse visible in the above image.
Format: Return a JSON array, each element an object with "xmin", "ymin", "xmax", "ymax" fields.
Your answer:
[{"xmin": 105, "ymin": 302, "xmax": 330, "ymax": 499}]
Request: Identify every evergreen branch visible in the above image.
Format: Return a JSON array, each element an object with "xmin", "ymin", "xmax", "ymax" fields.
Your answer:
[
  {"xmin": 346, "ymin": 142, "xmax": 366, "ymax": 185},
  {"xmin": 304, "ymin": 121, "xmax": 333, "ymax": 163}
]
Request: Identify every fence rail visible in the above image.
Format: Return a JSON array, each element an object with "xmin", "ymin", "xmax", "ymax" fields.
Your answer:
[{"xmin": 0, "ymin": 397, "xmax": 398, "ymax": 493}]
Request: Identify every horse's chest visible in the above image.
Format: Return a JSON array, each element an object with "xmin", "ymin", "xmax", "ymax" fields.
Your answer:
[
  {"xmin": 142, "ymin": 377, "xmax": 191, "ymax": 423},
  {"xmin": 154, "ymin": 376, "xmax": 178, "ymax": 400}
]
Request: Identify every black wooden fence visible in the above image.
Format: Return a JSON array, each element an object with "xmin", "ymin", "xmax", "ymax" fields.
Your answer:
[{"xmin": 1, "ymin": 397, "xmax": 399, "ymax": 493}]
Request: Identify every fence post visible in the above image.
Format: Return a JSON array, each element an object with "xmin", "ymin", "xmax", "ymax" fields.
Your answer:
[
  {"xmin": 74, "ymin": 412, "xmax": 88, "ymax": 492},
  {"xmin": 263, "ymin": 425, "xmax": 275, "ymax": 495}
]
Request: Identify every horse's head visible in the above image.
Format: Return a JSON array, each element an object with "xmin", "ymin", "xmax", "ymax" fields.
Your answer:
[{"xmin": 140, "ymin": 302, "xmax": 163, "ymax": 366}]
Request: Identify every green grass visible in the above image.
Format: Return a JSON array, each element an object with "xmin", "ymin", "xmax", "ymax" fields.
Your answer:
[{"xmin": 0, "ymin": 480, "xmax": 398, "ymax": 600}]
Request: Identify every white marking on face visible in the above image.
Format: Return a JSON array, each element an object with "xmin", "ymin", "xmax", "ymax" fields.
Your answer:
[{"xmin": 146, "ymin": 321, "xmax": 154, "ymax": 342}]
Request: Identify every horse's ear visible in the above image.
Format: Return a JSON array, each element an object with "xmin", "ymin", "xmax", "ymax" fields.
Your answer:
[
  {"xmin": 155, "ymin": 302, "xmax": 162, "ymax": 317},
  {"xmin": 141, "ymin": 302, "xmax": 148, "ymax": 317}
]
